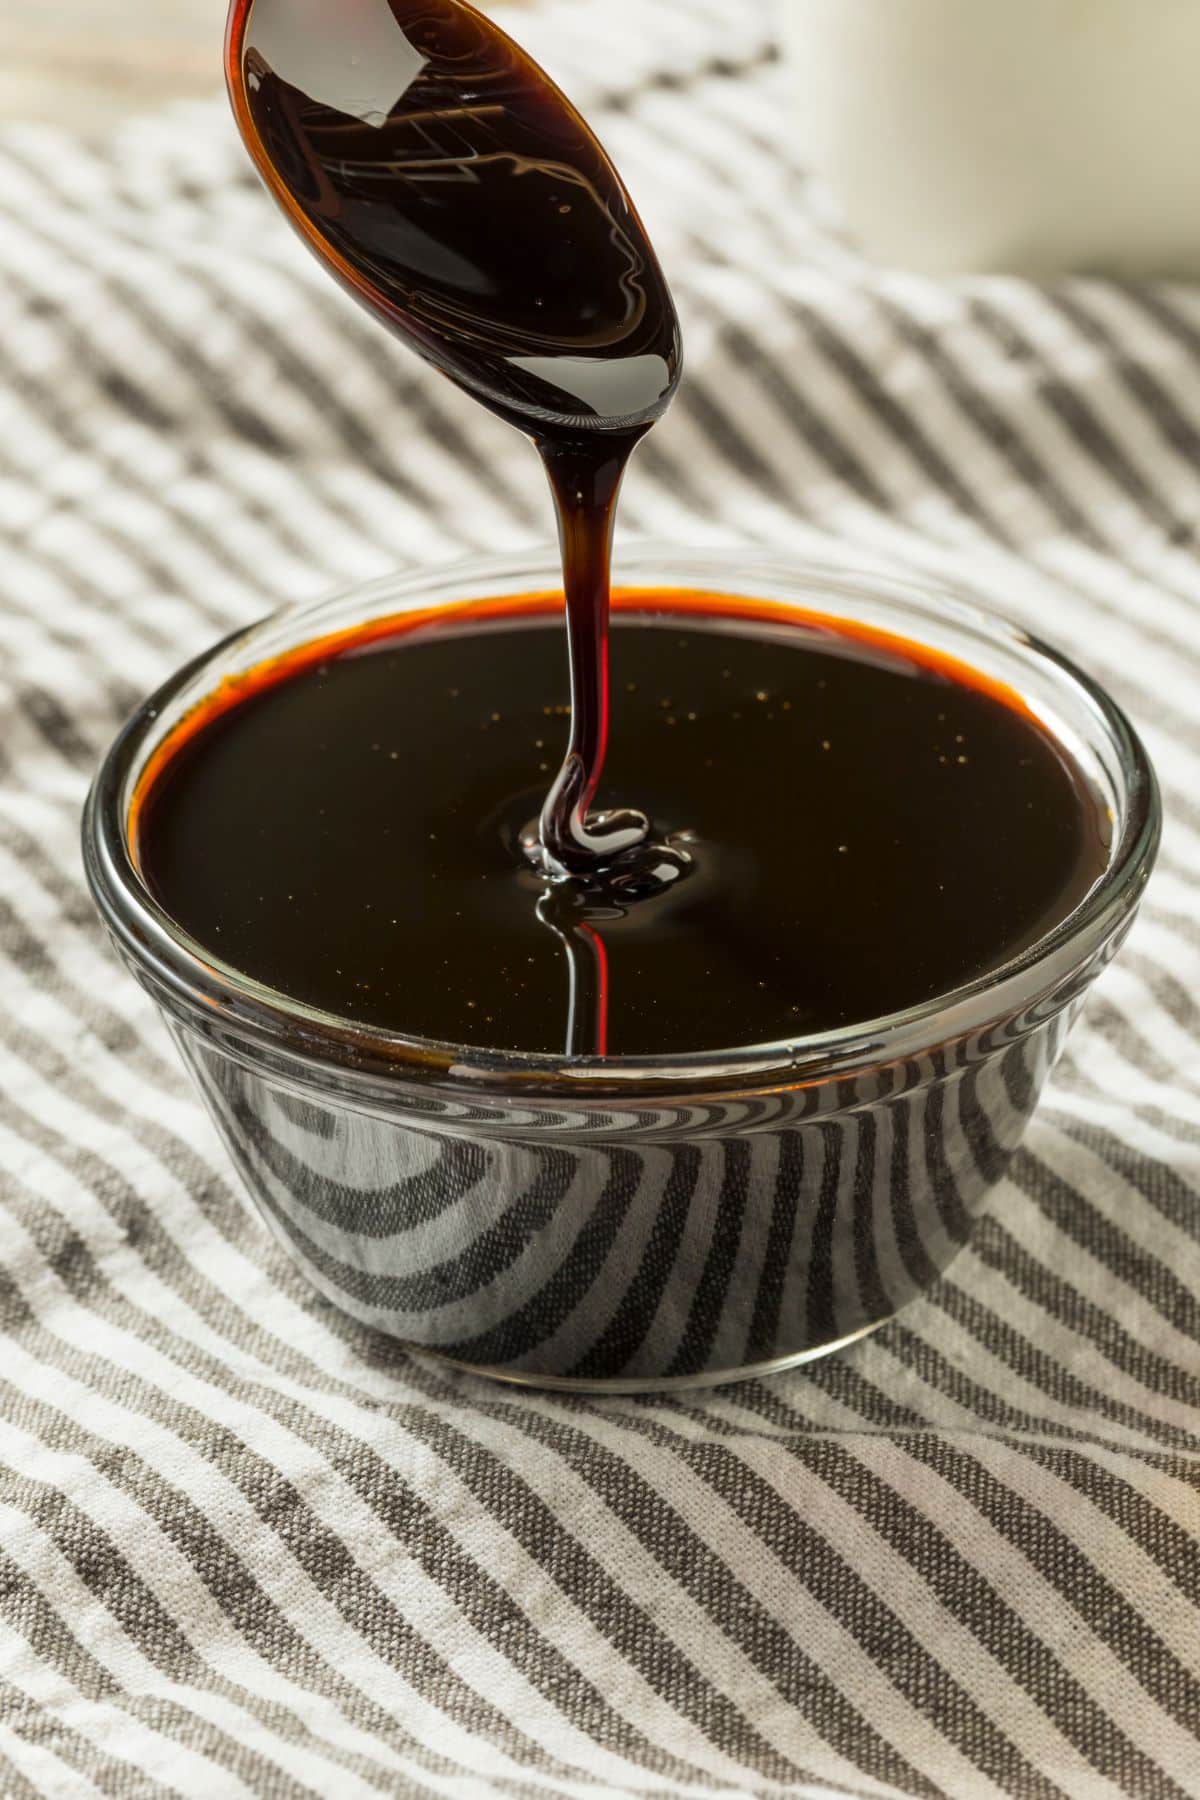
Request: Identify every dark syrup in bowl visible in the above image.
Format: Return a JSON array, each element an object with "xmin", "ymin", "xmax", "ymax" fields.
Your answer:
[{"xmin": 133, "ymin": 590, "xmax": 1110, "ymax": 1060}]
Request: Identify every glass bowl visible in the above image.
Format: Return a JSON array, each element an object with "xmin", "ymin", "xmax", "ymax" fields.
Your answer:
[{"xmin": 82, "ymin": 546, "xmax": 1160, "ymax": 1390}]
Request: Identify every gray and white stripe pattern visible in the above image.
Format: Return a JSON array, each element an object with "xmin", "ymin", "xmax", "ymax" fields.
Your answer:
[
  {"xmin": 164, "ymin": 1003, "xmax": 1068, "ymax": 1387},
  {"xmin": 3, "ymin": 0, "xmax": 1199, "ymax": 1790}
]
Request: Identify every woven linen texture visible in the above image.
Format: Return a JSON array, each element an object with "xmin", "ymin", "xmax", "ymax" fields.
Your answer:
[{"xmin": 1, "ymin": 1, "xmax": 1198, "ymax": 1793}]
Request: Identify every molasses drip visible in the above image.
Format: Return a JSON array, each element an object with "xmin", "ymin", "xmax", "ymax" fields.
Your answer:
[{"xmin": 225, "ymin": 0, "xmax": 681, "ymax": 881}]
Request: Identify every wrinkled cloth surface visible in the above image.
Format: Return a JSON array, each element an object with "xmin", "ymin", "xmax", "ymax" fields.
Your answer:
[{"xmin": 1, "ymin": 1, "xmax": 1199, "ymax": 1794}]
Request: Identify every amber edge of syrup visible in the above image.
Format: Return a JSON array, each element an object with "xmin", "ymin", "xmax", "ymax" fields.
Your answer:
[{"xmin": 127, "ymin": 586, "xmax": 1039, "ymax": 873}]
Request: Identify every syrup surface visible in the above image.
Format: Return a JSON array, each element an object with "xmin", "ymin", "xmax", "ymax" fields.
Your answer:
[{"xmin": 136, "ymin": 595, "xmax": 1109, "ymax": 1058}]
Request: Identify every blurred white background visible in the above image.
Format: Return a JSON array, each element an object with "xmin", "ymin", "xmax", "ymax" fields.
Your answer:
[
  {"xmin": 1, "ymin": 0, "xmax": 224, "ymax": 130},
  {"xmin": 0, "ymin": 0, "xmax": 526, "ymax": 131}
]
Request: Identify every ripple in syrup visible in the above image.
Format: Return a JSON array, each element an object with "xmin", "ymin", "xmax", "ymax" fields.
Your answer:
[
  {"xmin": 225, "ymin": 0, "xmax": 682, "ymax": 881},
  {"xmin": 134, "ymin": 596, "xmax": 1110, "ymax": 1060}
]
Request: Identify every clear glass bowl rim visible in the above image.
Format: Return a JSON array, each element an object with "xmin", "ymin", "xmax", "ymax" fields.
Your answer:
[{"xmin": 83, "ymin": 543, "xmax": 1161, "ymax": 1101}]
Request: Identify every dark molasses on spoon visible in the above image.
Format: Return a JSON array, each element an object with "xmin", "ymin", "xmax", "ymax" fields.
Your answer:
[{"xmin": 225, "ymin": 0, "xmax": 681, "ymax": 880}]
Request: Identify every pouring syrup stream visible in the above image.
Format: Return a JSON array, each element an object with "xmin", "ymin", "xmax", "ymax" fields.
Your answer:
[{"xmin": 224, "ymin": 0, "xmax": 682, "ymax": 902}]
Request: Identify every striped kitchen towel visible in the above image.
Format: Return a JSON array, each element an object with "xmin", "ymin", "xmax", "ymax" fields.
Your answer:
[{"xmin": 2, "ymin": 0, "xmax": 1199, "ymax": 1793}]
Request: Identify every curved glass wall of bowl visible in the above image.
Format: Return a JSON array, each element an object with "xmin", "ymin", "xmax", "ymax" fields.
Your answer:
[{"xmin": 83, "ymin": 548, "xmax": 1159, "ymax": 1390}]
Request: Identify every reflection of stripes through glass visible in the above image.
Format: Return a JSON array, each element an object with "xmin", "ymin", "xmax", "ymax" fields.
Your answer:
[{"xmin": 177, "ymin": 1014, "xmax": 1049, "ymax": 1383}]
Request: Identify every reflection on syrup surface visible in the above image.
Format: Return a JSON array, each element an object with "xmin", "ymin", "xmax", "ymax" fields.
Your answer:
[{"xmin": 135, "ymin": 593, "xmax": 1110, "ymax": 1059}]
